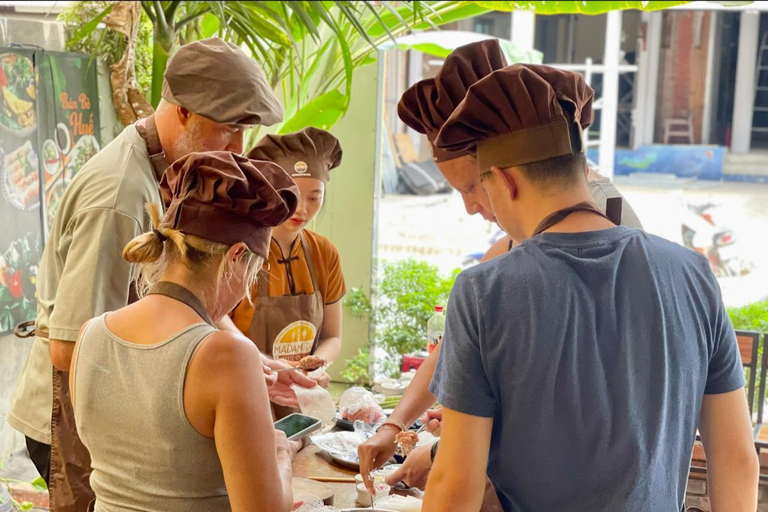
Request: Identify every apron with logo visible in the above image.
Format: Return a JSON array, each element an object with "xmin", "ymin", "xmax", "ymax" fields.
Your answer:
[
  {"xmin": 249, "ymin": 233, "xmax": 324, "ymax": 418},
  {"xmin": 48, "ymin": 116, "xmax": 168, "ymax": 512}
]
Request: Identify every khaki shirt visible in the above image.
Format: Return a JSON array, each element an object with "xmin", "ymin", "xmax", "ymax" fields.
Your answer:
[
  {"xmin": 587, "ymin": 169, "xmax": 643, "ymax": 230},
  {"xmin": 9, "ymin": 125, "xmax": 160, "ymax": 443}
]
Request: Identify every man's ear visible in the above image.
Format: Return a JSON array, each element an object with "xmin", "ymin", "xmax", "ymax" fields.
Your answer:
[
  {"xmin": 490, "ymin": 165, "xmax": 517, "ymax": 200},
  {"xmin": 176, "ymin": 106, "xmax": 192, "ymax": 126}
]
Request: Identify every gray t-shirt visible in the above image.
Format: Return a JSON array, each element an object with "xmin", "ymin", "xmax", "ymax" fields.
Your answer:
[{"xmin": 431, "ymin": 227, "xmax": 744, "ymax": 512}]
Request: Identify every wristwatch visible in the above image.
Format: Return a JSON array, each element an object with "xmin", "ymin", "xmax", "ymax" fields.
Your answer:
[{"xmin": 430, "ymin": 441, "xmax": 439, "ymax": 463}]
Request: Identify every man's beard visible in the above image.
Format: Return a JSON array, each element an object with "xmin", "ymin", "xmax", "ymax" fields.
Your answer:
[{"xmin": 171, "ymin": 121, "xmax": 203, "ymax": 160}]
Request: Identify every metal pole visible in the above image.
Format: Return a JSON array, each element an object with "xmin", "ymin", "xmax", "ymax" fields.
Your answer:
[
  {"xmin": 730, "ymin": 10, "xmax": 760, "ymax": 154},
  {"xmin": 600, "ymin": 10, "xmax": 622, "ymax": 178}
]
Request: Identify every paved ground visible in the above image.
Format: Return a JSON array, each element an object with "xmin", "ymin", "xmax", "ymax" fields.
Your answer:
[{"xmin": 378, "ymin": 177, "xmax": 768, "ymax": 307}]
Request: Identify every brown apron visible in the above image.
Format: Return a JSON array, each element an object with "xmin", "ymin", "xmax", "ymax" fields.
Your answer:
[
  {"xmin": 48, "ymin": 117, "xmax": 169, "ymax": 512},
  {"xmin": 146, "ymin": 281, "xmax": 215, "ymax": 326},
  {"xmin": 250, "ymin": 233, "xmax": 324, "ymax": 419},
  {"xmin": 250, "ymin": 233, "xmax": 324, "ymax": 362}
]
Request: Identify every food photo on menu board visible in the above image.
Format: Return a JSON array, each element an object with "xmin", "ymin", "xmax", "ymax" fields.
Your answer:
[
  {"xmin": 0, "ymin": 52, "xmax": 36, "ymax": 135},
  {"xmin": 0, "ymin": 47, "xmax": 100, "ymax": 334}
]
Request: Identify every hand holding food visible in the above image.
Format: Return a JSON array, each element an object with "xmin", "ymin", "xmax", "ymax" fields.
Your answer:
[
  {"xmin": 421, "ymin": 407, "xmax": 443, "ymax": 437},
  {"xmin": 385, "ymin": 442, "xmax": 434, "ymax": 490},
  {"xmin": 266, "ymin": 358, "xmax": 317, "ymax": 408},
  {"xmin": 311, "ymin": 371, "xmax": 331, "ymax": 389},
  {"xmin": 298, "ymin": 354, "xmax": 327, "ymax": 371},
  {"xmin": 395, "ymin": 430, "xmax": 419, "ymax": 457}
]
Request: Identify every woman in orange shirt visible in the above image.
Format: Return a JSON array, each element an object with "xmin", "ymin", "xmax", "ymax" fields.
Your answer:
[{"xmin": 231, "ymin": 128, "xmax": 345, "ymax": 388}]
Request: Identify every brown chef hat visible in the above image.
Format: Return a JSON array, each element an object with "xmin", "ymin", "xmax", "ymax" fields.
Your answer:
[
  {"xmin": 159, "ymin": 152, "xmax": 298, "ymax": 258},
  {"xmin": 247, "ymin": 127, "xmax": 343, "ymax": 183},
  {"xmin": 397, "ymin": 39, "xmax": 508, "ymax": 162},
  {"xmin": 162, "ymin": 38, "xmax": 283, "ymax": 126},
  {"xmin": 434, "ymin": 64, "xmax": 594, "ymax": 175}
]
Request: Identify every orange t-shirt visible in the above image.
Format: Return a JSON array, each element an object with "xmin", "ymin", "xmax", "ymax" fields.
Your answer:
[{"xmin": 231, "ymin": 229, "xmax": 346, "ymax": 335}]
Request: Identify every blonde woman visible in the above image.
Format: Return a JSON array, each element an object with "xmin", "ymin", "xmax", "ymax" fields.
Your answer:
[{"xmin": 69, "ymin": 152, "xmax": 301, "ymax": 512}]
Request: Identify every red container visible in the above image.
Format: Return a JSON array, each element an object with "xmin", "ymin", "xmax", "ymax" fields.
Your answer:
[{"xmin": 402, "ymin": 354, "xmax": 427, "ymax": 372}]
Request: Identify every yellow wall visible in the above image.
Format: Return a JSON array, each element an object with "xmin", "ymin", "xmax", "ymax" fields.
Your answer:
[{"xmin": 313, "ymin": 62, "xmax": 380, "ymax": 382}]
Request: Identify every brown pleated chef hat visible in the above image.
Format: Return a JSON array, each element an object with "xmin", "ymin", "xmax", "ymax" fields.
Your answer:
[
  {"xmin": 247, "ymin": 127, "xmax": 343, "ymax": 183},
  {"xmin": 434, "ymin": 64, "xmax": 594, "ymax": 175},
  {"xmin": 397, "ymin": 39, "xmax": 508, "ymax": 162},
  {"xmin": 159, "ymin": 152, "xmax": 298, "ymax": 259},
  {"xmin": 162, "ymin": 38, "xmax": 283, "ymax": 126}
]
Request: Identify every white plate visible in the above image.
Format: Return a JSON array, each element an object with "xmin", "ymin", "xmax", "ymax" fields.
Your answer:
[{"xmin": 313, "ymin": 431, "xmax": 363, "ymax": 469}]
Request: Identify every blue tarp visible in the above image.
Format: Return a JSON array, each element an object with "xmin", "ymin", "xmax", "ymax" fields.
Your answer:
[{"xmin": 587, "ymin": 145, "xmax": 725, "ymax": 181}]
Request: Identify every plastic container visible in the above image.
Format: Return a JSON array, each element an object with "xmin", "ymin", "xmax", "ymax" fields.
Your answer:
[
  {"xmin": 0, "ymin": 485, "xmax": 13, "ymax": 512},
  {"xmin": 427, "ymin": 306, "xmax": 445, "ymax": 354},
  {"xmin": 356, "ymin": 482, "xmax": 390, "ymax": 506}
]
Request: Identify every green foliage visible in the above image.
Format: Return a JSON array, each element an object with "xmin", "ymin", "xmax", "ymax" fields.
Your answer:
[
  {"xmin": 30, "ymin": 477, "xmax": 47, "ymax": 492},
  {"xmin": 344, "ymin": 259, "xmax": 459, "ymax": 382},
  {"xmin": 64, "ymin": 1, "xmax": 492, "ymax": 134},
  {"xmin": 341, "ymin": 346, "xmax": 374, "ymax": 386},
  {"xmin": 727, "ymin": 301, "xmax": 768, "ymax": 416},
  {"xmin": 58, "ymin": 1, "xmax": 154, "ymax": 95},
  {"xmin": 473, "ymin": 1, "xmax": 695, "ymax": 14},
  {"xmin": 728, "ymin": 301, "xmax": 768, "ymax": 332}
]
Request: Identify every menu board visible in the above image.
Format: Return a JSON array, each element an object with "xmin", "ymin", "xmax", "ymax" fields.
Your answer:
[{"xmin": 0, "ymin": 47, "xmax": 101, "ymax": 334}]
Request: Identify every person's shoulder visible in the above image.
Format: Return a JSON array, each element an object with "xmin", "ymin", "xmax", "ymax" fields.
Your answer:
[
  {"xmin": 62, "ymin": 126, "xmax": 157, "ymax": 219},
  {"xmin": 304, "ymin": 230, "xmax": 341, "ymax": 259},
  {"xmin": 459, "ymin": 244, "xmax": 537, "ymax": 290},
  {"xmin": 194, "ymin": 329, "xmax": 261, "ymax": 373},
  {"xmin": 636, "ymin": 231, "xmax": 707, "ymax": 266}
]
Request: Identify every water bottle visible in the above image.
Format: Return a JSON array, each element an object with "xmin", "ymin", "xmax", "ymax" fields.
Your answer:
[{"xmin": 427, "ymin": 306, "xmax": 445, "ymax": 354}]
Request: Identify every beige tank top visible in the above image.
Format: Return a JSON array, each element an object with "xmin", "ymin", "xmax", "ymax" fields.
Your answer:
[{"xmin": 73, "ymin": 314, "xmax": 229, "ymax": 512}]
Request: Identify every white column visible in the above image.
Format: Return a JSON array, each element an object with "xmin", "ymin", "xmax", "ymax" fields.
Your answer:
[
  {"xmin": 600, "ymin": 10, "xmax": 622, "ymax": 178},
  {"xmin": 633, "ymin": 11, "xmax": 662, "ymax": 148},
  {"xmin": 406, "ymin": 49, "xmax": 423, "ymax": 153},
  {"xmin": 511, "ymin": 10, "xmax": 536, "ymax": 51},
  {"xmin": 731, "ymin": 10, "xmax": 760, "ymax": 154},
  {"xmin": 701, "ymin": 11, "xmax": 718, "ymax": 145}
]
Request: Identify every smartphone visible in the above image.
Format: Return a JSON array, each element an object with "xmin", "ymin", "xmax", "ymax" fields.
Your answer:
[{"xmin": 274, "ymin": 413, "xmax": 322, "ymax": 441}]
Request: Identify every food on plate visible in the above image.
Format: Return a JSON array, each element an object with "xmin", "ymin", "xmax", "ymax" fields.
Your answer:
[
  {"xmin": 42, "ymin": 139, "xmax": 61, "ymax": 176},
  {"xmin": 339, "ymin": 387, "xmax": 385, "ymax": 424},
  {"xmin": 0, "ymin": 53, "xmax": 36, "ymax": 132},
  {"xmin": 395, "ymin": 431, "xmax": 419, "ymax": 457},
  {"xmin": 343, "ymin": 406, "xmax": 385, "ymax": 423},
  {"xmin": 3, "ymin": 140, "xmax": 39, "ymax": 209},
  {"xmin": 66, "ymin": 135, "xmax": 100, "ymax": 177},
  {"xmin": 298, "ymin": 354, "xmax": 327, "ymax": 371}
]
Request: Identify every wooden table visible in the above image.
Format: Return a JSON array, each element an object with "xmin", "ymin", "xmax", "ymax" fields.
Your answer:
[{"xmin": 293, "ymin": 443, "xmax": 359, "ymax": 508}]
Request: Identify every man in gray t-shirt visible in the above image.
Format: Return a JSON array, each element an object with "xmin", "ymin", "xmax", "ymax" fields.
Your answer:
[{"xmin": 422, "ymin": 65, "xmax": 758, "ymax": 511}]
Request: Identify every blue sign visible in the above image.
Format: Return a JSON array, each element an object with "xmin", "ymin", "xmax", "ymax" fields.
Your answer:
[{"xmin": 587, "ymin": 145, "xmax": 725, "ymax": 181}]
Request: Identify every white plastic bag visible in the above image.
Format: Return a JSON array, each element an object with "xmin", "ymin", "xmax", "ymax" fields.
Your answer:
[{"xmin": 338, "ymin": 387, "xmax": 385, "ymax": 423}]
